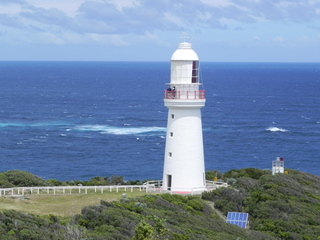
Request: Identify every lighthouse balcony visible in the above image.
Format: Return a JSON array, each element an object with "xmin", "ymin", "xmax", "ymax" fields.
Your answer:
[{"xmin": 164, "ymin": 90, "xmax": 205, "ymax": 100}]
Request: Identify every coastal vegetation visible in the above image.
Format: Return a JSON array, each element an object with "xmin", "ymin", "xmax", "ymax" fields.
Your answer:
[
  {"xmin": 0, "ymin": 170, "xmax": 142, "ymax": 188},
  {"xmin": 203, "ymin": 168, "xmax": 320, "ymax": 239},
  {"xmin": 0, "ymin": 169, "xmax": 320, "ymax": 239}
]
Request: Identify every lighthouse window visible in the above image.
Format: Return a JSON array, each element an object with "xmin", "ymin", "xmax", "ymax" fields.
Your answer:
[
  {"xmin": 169, "ymin": 152, "xmax": 172, "ymax": 157},
  {"xmin": 192, "ymin": 61, "xmax": 199, "ymax": 83},
  {"xmin": 170, "ymin": 132, "xmax": 173, "ymax": 137},
  {"xmin": 171, "ymin": 114, "xmax": 174, "ymax": 119}
]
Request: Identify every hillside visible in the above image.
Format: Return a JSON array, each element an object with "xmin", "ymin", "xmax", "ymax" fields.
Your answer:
[
  {"xmin": 0, "ymin": 169, "xmax": 319, "ymax": 239},
  {"xmin": 203, "ymin": 168, "xmax": 320, "ymax": 239}
]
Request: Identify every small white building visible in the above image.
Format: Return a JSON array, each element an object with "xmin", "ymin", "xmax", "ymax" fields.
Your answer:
[
  {"xmin": 161, "ymin": 41, "xmax": 206, "ymax": 193},
  {"xmin": 272, "ymin": 157, "xmax": 285, "ymax": 175}
]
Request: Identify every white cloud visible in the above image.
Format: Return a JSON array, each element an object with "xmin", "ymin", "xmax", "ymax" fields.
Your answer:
[
  {"xmin": 1, "ymin": 0, "xmax": 320, "ymax": 55},
  {"xmin": 0, "ymin": 4, "xmax": 23, "ymax": 15},
  {"xmin": 2, "ymin": 0, "xmax": 320, "ymax": 37},
  {"xmin": 273, "ymin": 36, "xmax": 286, "ymax": 42},
  {"xmin": 199, "ymin": 0, "xmax": 233, "ymax": 7},
  {"xmin": 110, "ymin": 0, "xmax": 140, "ymax": 11},
  {"xmin": 39, "ymin": 32, "xmax": 67, "ymax": 45},
  {"xmin": 298, "ymin": 36, "xmax": 311, "ymax": 42},
  {"xmin": 25, "ymin": 0, "xmax": 85, "ymax": 17},
  {"xmin": 252, "ymin": 36, "xmax": 260, "ymax": 41},
  {"xmin": 86, "ymin": 33, "xmax": 128, "ymax": 46}
]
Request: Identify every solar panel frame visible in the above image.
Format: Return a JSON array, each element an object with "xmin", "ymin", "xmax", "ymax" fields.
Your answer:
[{"xmin": 226, "ymin": 212, "xmax": 248, "ymax": 228}]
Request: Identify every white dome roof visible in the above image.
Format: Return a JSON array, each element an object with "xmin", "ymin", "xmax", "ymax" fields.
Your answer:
[{"xmin": 171, "ymin": 42, "xmax": 199, "ymax": 61}]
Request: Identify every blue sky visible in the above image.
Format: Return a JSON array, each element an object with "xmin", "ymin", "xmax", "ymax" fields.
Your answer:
[{"xmin": 1, "ymin": 0, "xmax": 320, "ymax": 62}]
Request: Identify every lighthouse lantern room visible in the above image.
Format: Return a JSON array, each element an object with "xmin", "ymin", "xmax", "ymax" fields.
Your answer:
[{"xmin": 162, "ymin": 41, "xmax": 206, "ymax": 193}]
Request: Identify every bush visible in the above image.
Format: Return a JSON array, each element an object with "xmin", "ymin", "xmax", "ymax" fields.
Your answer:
[
  {"xmin": 224, "ymin": 168, "xmax": 270, "ymax": 180},
  {"xmin": 2, "ymin": 170, "xmax": 48, "ymax": 187}
]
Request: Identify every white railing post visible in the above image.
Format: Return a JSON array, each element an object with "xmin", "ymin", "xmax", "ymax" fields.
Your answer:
[{"xmin": 0, "ymin": 184, "xmax": 150, "ymax": 197}]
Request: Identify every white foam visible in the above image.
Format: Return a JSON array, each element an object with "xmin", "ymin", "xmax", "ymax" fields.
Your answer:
[
  {"xmin": 266, "ymin": 127, "xmax": 288, "ymax": 133},
  {"xmin": 0, "ymin": 123, "xmax": 25, "ymax": 127},
  {"xmin": 0, "ymin": 122, "xmax": 68, "ymax": 128},
  {"xmin": 74, "ymin": 124, "xmax": 166, "ymax": 135}
]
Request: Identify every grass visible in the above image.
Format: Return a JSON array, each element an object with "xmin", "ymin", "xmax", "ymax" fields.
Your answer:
[{"xmin": 0, "ymin": 190, "xmax": 149, "ymax": 217}]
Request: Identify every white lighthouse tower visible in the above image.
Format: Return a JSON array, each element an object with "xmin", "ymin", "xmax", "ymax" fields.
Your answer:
[{"xmin": 162, "ymin": 41, "xmax": 206, "ymax": 193}]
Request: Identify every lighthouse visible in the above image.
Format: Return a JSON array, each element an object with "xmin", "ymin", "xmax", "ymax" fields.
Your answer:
[{"xmin": 162, "ymin": 41, "xmax": 206, "ymax": 193}]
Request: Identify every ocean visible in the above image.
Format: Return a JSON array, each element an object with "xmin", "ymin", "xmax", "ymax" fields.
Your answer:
[{"xmin": 0, "ymin": 61, "xmax": 319, "ymax": 181}]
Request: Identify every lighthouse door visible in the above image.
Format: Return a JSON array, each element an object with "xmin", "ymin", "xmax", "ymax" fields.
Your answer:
[{"xmin": 167, "ymin": 175, "xmax": 172, "ymax": 191}]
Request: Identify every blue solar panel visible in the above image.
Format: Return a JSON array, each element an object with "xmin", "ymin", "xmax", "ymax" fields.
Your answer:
[{"xmin": 226, "ymin": 212, "xmax": 248, "ymax": 228}]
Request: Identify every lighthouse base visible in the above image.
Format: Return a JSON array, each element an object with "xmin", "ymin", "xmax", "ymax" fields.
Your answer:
[{"xmin": 143, "ymin": 180, "xmax": 228, "ymax": 195}]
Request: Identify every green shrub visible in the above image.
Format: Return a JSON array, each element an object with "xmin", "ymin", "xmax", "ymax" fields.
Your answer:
[{"xmin": 2, "ymin": 170, "xmax": 48, "ymax": 187}]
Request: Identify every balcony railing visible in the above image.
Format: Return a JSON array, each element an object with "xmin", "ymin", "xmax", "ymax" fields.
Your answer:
[{"xmin": 164, "ymin": 90, "xmax": 205, "ymax": 100}]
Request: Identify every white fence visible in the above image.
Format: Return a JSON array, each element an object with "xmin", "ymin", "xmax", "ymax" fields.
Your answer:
[
  {"xmin": 0, "ymin": 185, "xmax": 147, "ymax": 197},
  {"xmin": 0, "ymin": 181, "xmax": 228, "ymax": 197}
]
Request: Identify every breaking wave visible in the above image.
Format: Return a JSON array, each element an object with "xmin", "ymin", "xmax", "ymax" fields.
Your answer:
[
  {"xmin": 73, "ymin": 124, "xmax": 166, "ymax": 135},
  {"xmin": 266, "ymin": 127, "xmax": 288, "ymax": 133},
  {"xmin": 0, "ymin": 122, "xmax": 166, "ymax": 136}
]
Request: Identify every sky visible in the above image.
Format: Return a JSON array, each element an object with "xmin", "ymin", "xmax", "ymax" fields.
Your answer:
[{"xmin": 0, "ymin": 0, "xmax": 320, "ymax": 62}]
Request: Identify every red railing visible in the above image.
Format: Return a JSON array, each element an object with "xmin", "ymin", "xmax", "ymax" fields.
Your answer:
[{"xmin": 164, "ymin": 90, "xmax": 205, "ymax": 100}]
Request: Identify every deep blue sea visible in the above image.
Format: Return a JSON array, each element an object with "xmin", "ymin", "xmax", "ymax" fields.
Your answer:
[{"xmin": 0, "ymin": 61, "xmax": 319, "ymax": 181}]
